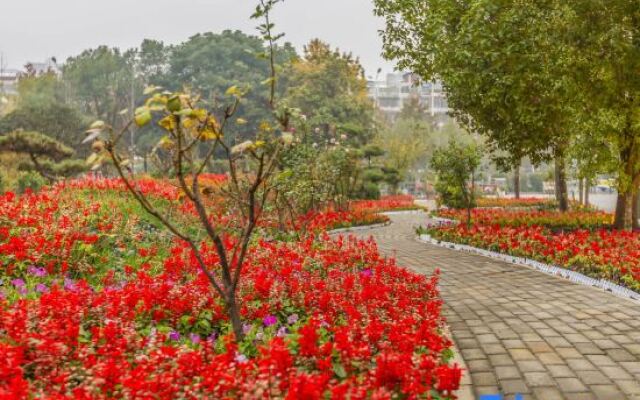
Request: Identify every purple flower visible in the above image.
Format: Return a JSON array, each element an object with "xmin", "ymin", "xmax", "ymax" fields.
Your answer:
[
  {"xmin": 242, "ymin": 323, "xmax": 253, "ymax": 335},
  {"xmin": 64, "ymin": 278, "xmax": 76, "ymax": 291},
  {"xmin": 234, "ymin": 353, "xmax": 248, "ymax": 364},
  {"xmin": 361, "ymin": 269, "xmax": 373, "ymax": 278},
  {"xmin": 35, "ymin": 283, "xmax": 48, "ymax": 293},
  {"xmin": 287, "ymin": 314, "xmax": 299, "ymax": 325},
  {"xmin": 189, "ymin": 333, "xmax": 201, "ymax": 344},
  {"xmin": 11, "ymin": 279, "xmax": 25, "ymax": 288},
  {"xmin": 27, "ymin": 266, "xmax": 47, "ymax": 277},
  {"xmin": 263, "ymin": 315, "xmax": 278, "ymax": 327},
  {"xmin": 169, "ymin": 331, "xmax": 180, "ymax": 341},
  {"xmin": 276, "ymin": 326, "xmax": 288, "ymax": 337},
  {"xmin": 207, "ymin": 333, "xmax": 218, "ymax": 343}
]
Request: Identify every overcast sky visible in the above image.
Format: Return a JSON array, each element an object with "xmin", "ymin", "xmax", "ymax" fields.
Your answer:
[{"xmin": 0, "ymin": 0, "xmax": 396, "ymax": 78}]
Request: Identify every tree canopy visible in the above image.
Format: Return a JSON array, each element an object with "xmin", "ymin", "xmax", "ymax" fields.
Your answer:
[{"xmin": 284, "ymin": 39, "xmax": 375, "ymax": 147}]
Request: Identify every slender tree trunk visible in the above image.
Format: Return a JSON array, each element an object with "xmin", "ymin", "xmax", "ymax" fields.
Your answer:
[
  {"xmin": 614, "ymin": 192, "xmax": 633, "ymax": 230},
  {"xmin": 554, "ymin": 149, "xmax": 569, "ymax": 212},
  {"xmin": 226, "ymin": 294, "xmax": 245, "ymax": 341},
  {"xmin": 514, "ymin": 165, "xmax": 521, "ymax": 199},
  {"xmin": 584, "ymin": 180, "xmax": 590, "ymax": 206},
  {"xmin": 578, "ymin": 178, "xmax": 584, "ymax": 205},
  {"xmin": 633, "ymin": 192, "xmax": 640, "ymax": 230}
]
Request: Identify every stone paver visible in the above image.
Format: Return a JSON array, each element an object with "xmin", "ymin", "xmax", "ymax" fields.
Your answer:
[{"xmin": 350, "ymin": 212, "xmax": 640, "ymax": 400}]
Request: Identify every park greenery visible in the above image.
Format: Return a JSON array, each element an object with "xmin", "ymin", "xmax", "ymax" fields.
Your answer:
[
  {"xmin": 374, "ymin": 0, "xmax": 640, "ymax": 230},
  {"xmin": 0, "ymin": 1, "xmax": 468, "ymax": 398},
  {"xmin": 5, "ymin": 0, "xmax": 640, "ymax": 397}
]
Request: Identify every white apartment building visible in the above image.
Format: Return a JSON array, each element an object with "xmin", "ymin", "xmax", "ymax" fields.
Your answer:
[
  {"xmin": 0, "ymin": 69, "xmax": 19, "ymax": 95},
  {"xmin": 367, "ymin": 72, "xmax": 449, "ymax": 119}
]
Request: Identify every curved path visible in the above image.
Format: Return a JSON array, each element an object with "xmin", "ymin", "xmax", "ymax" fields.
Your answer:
[{"xmin": 352, "ymin": 212, "xmax": 640, "ymax": 400}]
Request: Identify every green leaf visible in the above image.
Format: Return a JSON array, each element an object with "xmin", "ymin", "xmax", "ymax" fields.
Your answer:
[
  {"xmin": 89, "ymin": 120, "xmax": 106, "ymax": 130},
  {"xmin": 134, "ymin": 107, "xmax": 152, "ymax": 127},
  {"xmin": 226, "ymin": 85, "xmax": 243, "ymax": 97},
  {"xmin": 86, "ymin": 153, "xmax": 98, "ymax": 165},
  {"xmin": 143, "ymin": 85, "xmax": 161, "ymax": 95},
  {"xmin": 333, "ymin": 362, "xmax": 347, "ymax": 379}
]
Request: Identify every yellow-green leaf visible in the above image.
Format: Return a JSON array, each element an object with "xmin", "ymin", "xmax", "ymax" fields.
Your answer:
[{"xmin": 135, "ymin": 107, "xmax": 152, "ymax": 127}]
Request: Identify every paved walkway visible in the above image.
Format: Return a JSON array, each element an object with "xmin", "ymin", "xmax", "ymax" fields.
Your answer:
[{"xmin": 353, "ymin": 212, "xmax": 640, "ymax": 400}]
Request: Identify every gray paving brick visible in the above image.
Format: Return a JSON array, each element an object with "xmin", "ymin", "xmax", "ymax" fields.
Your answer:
[
  {"xmin": 556, "ymin": 377, "xmax": 588, "ymax": 392},
  {"xmin": 500, "ymin": 379, "xmax": 530, "ymax": 395},
  {"xmin": 548, "ymin": 364, "xmax": 577, "ymax": 378},
  {"xmin": 574, "ymin": 370, "xmax": 611, "ymax": 385},
  {"xmin": 532, "ymin": 386, "xmax": 565, "ymax": 400},
  {"xmin": 471, "ymin": 372, "xmax": 498, "ymax": 386},
  {"xmin": 523, "ymin": 372, "xmax": 555, "ymax": 387},
  {"xmin": 589, "ymin": 385, "xmax": 626, "ymax": 400}
]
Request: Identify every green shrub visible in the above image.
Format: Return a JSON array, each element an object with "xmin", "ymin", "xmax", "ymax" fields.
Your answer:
[{"xmin": 17, "ymin": 171, "xmax": 47, "ymax": 194}]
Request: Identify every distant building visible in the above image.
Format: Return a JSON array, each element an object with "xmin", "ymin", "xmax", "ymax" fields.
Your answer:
[
  {"xmin": 25, "ymin": 58, "xmax": 60, "ymax": 75},
  {"xmin": 0, "ymin": 69, "xmax": 19, "ymax": 95},
  {"xmin": 367, "ymin": 72, "xmax": 449, "ymax": 119},
  {"xmin": 0, "ymin": 58, "xmax": 60, "ymax": 95}
]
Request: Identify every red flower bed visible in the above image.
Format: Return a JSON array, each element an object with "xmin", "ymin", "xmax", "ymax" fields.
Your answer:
[
  {"xmin": 436, "ymin": 208, "xmax": 613, "ymax": 230},
  {"xmin": 0, "ymin": 181, "xmax": 460, "ymax": 398},
  {"xmin": 351, "ymin": 195, "xmax": 419, "ymax": 213},
  {"xmin": 476, "ymin": 197, "xmax": 556, "ymax": 209},
  {"xmin": 428, "ymin": 220, "xmax": 640, "ymax": 292}
]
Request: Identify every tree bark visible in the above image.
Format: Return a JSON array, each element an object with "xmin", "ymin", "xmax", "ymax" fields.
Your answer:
[
  {"xmin": 614, "ymin": 192, "xmax": 633, "ymax": 230},
  {"xmin": 554, "ymin": 149, "xmax": 569, "ymax": 212},
  {"xmin": 633, "ymin": 192, "xmax": 640, "ymax": 230},
  {"xmin": 226, "ymin": 294, "xmax": 245, "ymax": 341},
  {"xmin": 514, "ymin": 165, "xmax": 521, "ymax": 199},
  {"xmin": 578, "ymin": 178, "xmax": 584, "ymax": 205},
  {"xmin": 584, "ymin": 180, "xmax": 590, "ymax": 206}
]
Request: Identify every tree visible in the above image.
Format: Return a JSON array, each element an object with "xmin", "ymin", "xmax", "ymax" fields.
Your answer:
[
  {"xmin": 63, "ymin": 46, "xmax": 137, "ymax": 127},
  {"xmin": 0, "ymin": 103, "xmax": 88, "ymax": 152},
  {"xmin": 374, "ymin": 0, "xmax": 577, "ymax": 211},
  {"xmin": 431, "ymin": 140, "xmax": 481, "ymax": 226},
  {"xmin": 159, "ymin": 30, "xmax": 297, "ymax": 142},
  {"xmin": 0, "ymin": 131, "xmax": 86, "ymax": 181},
  {"xmin": 137, "ymin": 39, "xmax": 170, "ymax": 85},
  {"xmin": 284, "ymin": 39, "xmax": 375, "ymax": 147},
  {"xmin": 375, "ymin": 97, "xmax": 432, "ymax": 188},
  {"xmin": 0, "ymin": 71, "xmax": 89, "ymax": 152},
  {"xmin": 85, "ymin": 0, "xmax": 294, "ymax": 342},
  {"xmin": 567, "ymin": 1, "xmax": 640, "ymax": 229}
]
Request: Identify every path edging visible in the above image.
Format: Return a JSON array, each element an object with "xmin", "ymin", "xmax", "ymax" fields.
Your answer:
[
  {"xmin": 328, "ymin": 221, "xmax": 391, "ymax": 234},
  {"xmin": 418, "ymin": 233, "xmax": 640, "ymax": 304},
  {"xmin": 328, "ymin": 210, "xmax": 423, "ymax": 234}
]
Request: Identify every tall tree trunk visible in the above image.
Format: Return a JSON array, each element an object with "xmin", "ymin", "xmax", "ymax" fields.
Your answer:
[
  {"xmin": 554, "ymin": 149, "xmax": 569, "ymax": 212},
  {"xmin": 514, "ymin": 165, "xmax": 521, "ymax": 199},
  {"xmin": 578, "ymin": 178, "xmax": 584, "ymax": 205},
  {"xmin": 226, "ymin": 294, "xmax": 245, "ymax": 341},
  {"xmin": 584, "ymin": 180, "xmax": 590, "ymax": 206},
  {"xmin": 614, "ymin": 192, "xmax": 633, "ymax": 230},
  {"xmin": 633, "ymin": 192, "xmax": 640, "ymax": 231}
]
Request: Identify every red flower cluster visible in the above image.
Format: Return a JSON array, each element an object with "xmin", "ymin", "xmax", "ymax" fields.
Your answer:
[
  {"xmin": 0, "ymin": 181, "xmax": 461, "ymax": 398},
  {"xmin": 437, "ymin": 208, "xmax": 613, "ymax": 230},
  {"xmin": 475, "ymin": 197, "xmax": 556, "ymax": 208},
  {"xmin": 351, "ymin": 195, "xmax": 419, "ymax": 213},
  {"xmin": 429, "ymin": 218, "xmax": 640, "ymax": 291}
]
